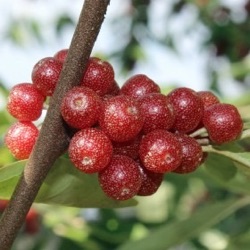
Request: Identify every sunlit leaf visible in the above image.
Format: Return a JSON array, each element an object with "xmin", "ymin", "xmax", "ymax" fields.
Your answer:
[
  {"xmin": 118, "ymin": 197, "xmax": 250, "ymax": 250},
  {"xmin": 0, "ymin": 158, "xmax": 137, "ymax": 208}
]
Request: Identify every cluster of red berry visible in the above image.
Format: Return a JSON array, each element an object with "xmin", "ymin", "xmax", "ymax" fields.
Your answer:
[{"xmin": 4, "ymin": 48, "xmax": 243, "ymax": 201}]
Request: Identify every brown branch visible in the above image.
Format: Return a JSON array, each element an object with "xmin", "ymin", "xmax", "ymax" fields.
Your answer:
[{"xmin": 0, "ymin": 0, "xmax": 110, "ymax": 248}]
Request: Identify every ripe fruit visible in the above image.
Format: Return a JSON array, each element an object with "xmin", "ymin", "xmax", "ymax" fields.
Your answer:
[
  {"xmin": 167, "ymin": 87, "xmax": 204, "ymax": 133},
  {"xmin": 139, "ymin": 130, "xmax": 182, "ymax": 173},
  {"xmin": 25, "ymin": 208, "xmax": 40, "ymax": 234},
  {"xmin": 203, "ymin": 103, "xmax": 243, "ymax": 144},
  {"xmin": 61, "ymin": 86, "xmax": 102, "ymax": 129},
  {"xmin": 99, "ymin": 95, "xmax": 144, "ymax": 142},
  {"xmin": 139, "ymin": 93, "xmax": 175, "ymax": 134},
  {"xmin": 68, "ymin": 128, "xmax": 113, "ymax": 173},
  {"xmin": 98, "ymin": 155, "xmax": 142, "ymax": 200},
  {"xmin": 137, "ymin": 162, "xmax": 164, "ymax": 196},
  {"xmin": 4, "ymin": 121, "xmax": 39, "ymax": 160},
  {"xmin": 197, "ymin": 91, "xmax": 220, "ymax": 109},
  {"xmin": 173, "ymin": 134, "xmax": 203, "ymax": 174},
  {"xmin": 120, "ymin": 74, "xmax": 160, "ymax": 99},
  {"xmin": 54, "ymin": 48, "xmax": 68, "ymax": 63},
  {"xmin": 7, "ymin": 83, "xmax": 45, "ymax": 121},
  {"xmin": 112, "ymin": 134, "xmax": 141, "ymax": 160},
  {"xmin": 80, "ymin": 57, "xmax": 115, "ymax": 96},
  {"xmin": 32, "ymin": 57, "xmax": 63, "ymax": 96}
]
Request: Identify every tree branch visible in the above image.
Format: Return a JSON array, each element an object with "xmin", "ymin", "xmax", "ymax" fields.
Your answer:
[{"xmin": 0, "ymin": 0, "xmax": 110, "ymax": 248}]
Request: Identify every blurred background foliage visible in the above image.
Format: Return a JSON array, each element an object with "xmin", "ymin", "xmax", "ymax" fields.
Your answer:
[{"xmin": 1, "ymin": 0, "xmax": 250, "ymax": 249}]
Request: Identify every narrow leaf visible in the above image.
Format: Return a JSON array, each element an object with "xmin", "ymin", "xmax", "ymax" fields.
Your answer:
[
  {"xmin": 118, "ymin": 197, "xmax": 250, "ymax": 250},
  {"xmin": 203, "ymin": 145, "xmax": 250, "ymax": 175},
  {"xmin": 0, "ymin": 158, "xmax": 137, "ymax": 208}
]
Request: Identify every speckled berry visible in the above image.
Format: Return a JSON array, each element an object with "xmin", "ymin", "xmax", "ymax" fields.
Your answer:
[
  {"xmin": 173, "ymin": 134, "xmax": 203, "ymax": 174},
  {"xmin": 167, "ymin": 87, "xmax": 204, "ymax": 133},
  {"xmin": 139, "ymin": 93, "xmax": 175, "ymax": 134},
  {"xmin": 61, "ymin": 86, "xmax": 102, "ymax": 129},
  {"xmin": 4, "ymin": 121, "xmax": 39, "ymax": 160},
  {"xmin": 7, "ymin": 83, "xmax": 45, "ymax": 121},
  {"xmin": 203, "ymin": 103, "xmax": 243, "ymax": 144},
  {"xmin": 112, "ymin": 134, "xmax": 141, "ymax": 160},
  {"xmin": 197, "ymin": 91, "xmax": 220, "ymax": 109},
  {"xmin": 99, "ymin": 95, "xmax": 144, "ymax": 142},
  {"xmin": 54, "ymin": 49, "xmax": 68, "ymax": 63},
  {"xmin": 32, "ymin": 57, "xmax": 63, "ymax": 96},
  {"xmin": 120, "ymin": 74, "xmax": 160, "ymax": 99},
  {"xmin": 137, "ymin": 162, "xmax": 164, "ymax": 196},
  {"xmin": 80, "ymin": 57, "xmax": 115, "ymax": 96},
  {"xmin": 68, "ymin": 128, "xmax": 113, "ymax": 174},
  {"xmin": 98, "ymin": 155, "xmax": 142, "ymax": 200},
  {"xmin": 139, "ymin": 130, "xmax": 182, "ymax": 173}
]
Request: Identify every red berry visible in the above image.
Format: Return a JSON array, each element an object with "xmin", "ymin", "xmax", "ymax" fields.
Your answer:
[
  {"xmin": 139, "ymin": 130, "xmax": 182, "ymax": 173},
  {"xmin": 197, "ymin": 91, "xmax": 220, "ymax": 109},
  {"xmin": 120, "ymin": 74, "xmax": 160, "ymax": 99},
  {"xmin": 68, "ymin": 128, "xmax": 113, "ymax": 173},
  {"xmin": 54, "ymin": 48, "xmax": 68, "ymax": 63},
  {"xmin": 106, "ymin": 80, "xmax": 120, "ymax": 96},
  {"xmin": 203, "ymin": 103, "xmax": 243, "ymax": 144},
  {"xmin": 61, "ymin": 86, "xmax": 102, "ymax": 129},
  {"xmin": 0, "ymin": 200, "xmax": 8, "ymax": 212},
  {"xmin": 32, "ymin": 57, "xmax": 63, "ymax": 96},
  {"xmin": 173, "ymin": 134, "xmax": 203, "ymax": 174},
  {"xmin": 112, "ymin": 134, "xmax": 141, "ymax": 160},
  {"xmin": 4, "ymin": 121, "xmax": 39, "ymax": 160},
  {"xmin": 80, "ymin": 57, "xmax": 115, "ymax": 96},
  {"xmin": 25, "ymin": 208, "xmax": 40, "ymax": 234},
  {"xmin": 137, "ymin": 162, "xmax": 164, "ymax": 196},
  {"xmin": 139, "ymin": 93, "xmax": 175, "ymax": 134},
  {"xmin": 98, "ymin": 155, "xmax": 142, "ymax": 200},
  {"xmin": 7, "ymin": 83, "xmax": 45, "ymax": 121},
  {"xmin": 167, "ymin": 87, "xmax": 204, "ymax": 133},
  {"xmin": 99, "ymin": 95, "xmax": 144, "ymax": 142}
]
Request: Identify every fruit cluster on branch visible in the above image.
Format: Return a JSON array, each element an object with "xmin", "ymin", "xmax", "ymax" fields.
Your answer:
[{"xmin": 5, "ymin": 49, "xmax": 243, "ymax": 201}]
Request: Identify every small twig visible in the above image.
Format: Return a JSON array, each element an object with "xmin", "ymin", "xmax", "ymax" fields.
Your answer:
[
  {"xmin": 0, "ymin": 0, "xmax": 110, "ymax": 249},
  {"xmin": 189, "ymin": 127, "xmax": 208, "ymax": 138}
]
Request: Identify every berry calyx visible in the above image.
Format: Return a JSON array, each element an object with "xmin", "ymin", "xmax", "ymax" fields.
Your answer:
[
  {"xmin": 203, "ymin": 103, "xmax": 243, "ymax": 144},
  {"xmin": 7, "ymin": 83, "xmax": 45, "ymax": 121},
  {"xmin": 99, "ymin": 95, "xmax": 144, "ymax": 142},
  {"xmin": 32, "ymin": 57, "xmax": 63, "ymax": 96},
  {"xmin": 173, "ymin": 134, "xmax": 203, "ymax": 174},
  {"xmin": 98, "ymin": 155, "xmax": 142, "ymax": 200},
  {"xmin": 61, "ymin": 86, "xmax": 102, "ymax": 129},
  {"xmin": 4, "ymin": 121, "xmax": 39, "ymax": 160},
  {"xmin": 167, "ymin": 87, "xmax": 204, "ymax": 133},
  {"xmin": 120, "ymin": 74, "xmax": 160, "ymax": 99},
  {"xmin": 80, "ymin": 57, "xmax": 115, "ymax": 96},
  {"xmin": 68, "ymin": 128, "xmax": 113, "ymax": 174},
  {"xmin": 139, "ymin": 130, "xmax": 182, "ymax": 173}
]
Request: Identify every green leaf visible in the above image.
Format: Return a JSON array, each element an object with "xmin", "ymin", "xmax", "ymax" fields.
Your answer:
[
  {"xmin": 118, "ymin": 197, "xmax": 250, "ymax": 250},
  {"xmin": 204, "ymin": 153, "xmax": 237, "ymax": 182},
  {"xmin": 203, "ymin": 145, "xmax": 250, "ymax": 175},
  {"xmin": 0, "ymin": 158, "xmax": 137, "ymax": 208}
]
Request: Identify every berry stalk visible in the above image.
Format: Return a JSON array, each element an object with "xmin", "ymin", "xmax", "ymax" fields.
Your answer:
[{"xmin": 0, "ymin": 0, "xmax": 110, "ymax": 248}]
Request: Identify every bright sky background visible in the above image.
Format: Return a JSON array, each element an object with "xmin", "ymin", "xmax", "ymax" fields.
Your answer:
[{"xmin": 0, "ymin": 0, "xmax": 248, "ymax": 110}]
